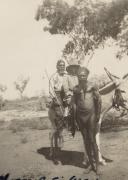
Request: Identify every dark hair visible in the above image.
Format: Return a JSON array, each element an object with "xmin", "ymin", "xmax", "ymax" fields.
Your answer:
[
  {"xmin": 56, "ymin": 60, "xmax": 65, "ymax": 68},
  {"xmin": 78, "ymin": 66, "xmax": 90, "ymax": 76}
]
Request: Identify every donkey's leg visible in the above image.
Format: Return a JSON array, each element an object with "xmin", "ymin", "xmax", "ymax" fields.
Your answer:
[
  {"xmin": 58, "ymin": 129, "xmax": 64, "ymax": 149},
  {"xmin": 87, "ymin": 114, "xmax": 100, "ymax": 175},
  {"xmin": 92, "ymin": 133, "xmax": 101, "ymax": 174},
  {"xmin": 54, "ymin": 131, "xmax": 58, "ymax": 148},
  {"xmin": 49, "ymin": 130, "xmax": 54, "ymax": 158},
  {"xmin": 49, "ymin": 130, "xmax": 60, "ymax": 164},
  {"xmin": 48, "ymin": 109, "xmax": 57, "ymax": 158},
  {"xmin": 96, "ymin": 132, "xmax": 106, "ymax": 165},
  {"xmin": 95, "ymin": 106, "xmax": 112, "ymax": 165},
  {"xmin": 52, "ymin": 131, "xmax": 60, "ymax": 163},
  {"xmin": 96, "ymin": 118, "xmax": 106, "ymax": 165},
  {"xmin": 49, "ymin": 129, "xmax": 58, "ymax": 158},
  {"xmin": 54, "ymin": 131, "xmax": 61, "ymax": 153}
]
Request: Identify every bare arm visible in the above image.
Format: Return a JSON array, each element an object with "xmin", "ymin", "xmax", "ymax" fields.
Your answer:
[{"xmin": 92, "ymin": 86, "xmax": 102, "ymax": 122}]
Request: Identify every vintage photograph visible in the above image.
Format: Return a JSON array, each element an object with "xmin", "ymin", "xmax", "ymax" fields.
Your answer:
[{"xmin": 0, "ymin": 0, "xmax": 128, "ymax": 179}]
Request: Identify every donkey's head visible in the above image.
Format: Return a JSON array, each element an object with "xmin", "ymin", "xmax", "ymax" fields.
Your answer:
[{"xmin": 99, "ymin": 68, "xmax": 128, "ymax": 95}]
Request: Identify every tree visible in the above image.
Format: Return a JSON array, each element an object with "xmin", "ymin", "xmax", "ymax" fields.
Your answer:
[
  {"xmin": 14, "ymin": 75, "xmax": 30, "ymax": 99},
  {"xmin": 37, "ymin": 90, "xmax": 47, "ymax": 111},
  {"xmin": 0, "ymin": 84, "xmax": 7, "ymax": 110},
  {"xmin": 0, "ymin": 84, "xmax": 7, "ymax": 93},
  {"xmin": 35, "ymin": 0, "xmax": 128, "ymax": 64},
  {"xmin": 116, "ymin": 14, "xmax": 128, "ymax": 59}
]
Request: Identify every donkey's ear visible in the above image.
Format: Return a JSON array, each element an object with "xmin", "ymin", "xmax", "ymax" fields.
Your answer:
[
  {"xmin": 104, "ymin": 67, "xmax": 120, "ymax": 81},
  {"xmin": 122, "ymin": 73, "xmax": 128, "ymax": 79},
  {"xmin": 121, "ymin": 90, "xmax": 126, "ymax": 93}
]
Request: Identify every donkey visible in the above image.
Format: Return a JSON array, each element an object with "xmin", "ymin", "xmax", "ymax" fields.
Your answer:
[
  {"xmin": 95, "ymin": 68, "xmax": 128, "ymax": 165},
  {"xmin": 48, "ymin": 99, "xmax": 65, "ymax": 164},
  {"xmin": 48, "ymin": 67, "xmax": 128, "ymax": 173},
  {"xmin": 99, "ymin": 68, "xmax": 128, "ymax": 121}
]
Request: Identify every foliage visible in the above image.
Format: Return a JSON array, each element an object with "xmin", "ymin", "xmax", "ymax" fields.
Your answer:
[
  {"xmin": 0, "ymin": 84, "xmax": 7, "ymax": 93},
  {"xmin": 0, "ymin": 84, "xmax": 7, "ymax": 110},
  {"xmin": 116, "ymin": 14, "xmax": 128, "ymax": 59},
  {"xmin": 35, "ymin": 0, "xmax": 78, "ymax": 34},
  {"xmin": 14, "ymin": 75, "xmax": 30, "ymax": 99},
  {"xmin": 35, "ymin": 0, "xmax": 128, "ymax": 64}
]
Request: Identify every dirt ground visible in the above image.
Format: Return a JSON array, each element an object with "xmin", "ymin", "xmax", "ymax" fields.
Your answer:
[{"xmin": 0, "ymin": 117, "xmax": 128, "ymax": 180}]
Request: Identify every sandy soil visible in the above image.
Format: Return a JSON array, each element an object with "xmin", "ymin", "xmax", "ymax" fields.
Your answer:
[{"xmin": 0, "ymin": 122, "xmax": 128, "ymax": 180}]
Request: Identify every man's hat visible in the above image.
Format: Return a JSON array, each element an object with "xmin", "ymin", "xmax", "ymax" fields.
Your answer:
[
  {"xmin": 66, "ymin": 59, "xmax": 80, "ymax": 75},
  {"xmin": 77, "ymin": 66, "xmax": 90, "ymax": 76},
  {"xmin": 66, "ymin": 64, "xmax": 80, "ymax": 74}
]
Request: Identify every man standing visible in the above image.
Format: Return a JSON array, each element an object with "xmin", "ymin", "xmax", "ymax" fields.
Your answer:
[{"xmin": 72, "ymin": 66, "xmax": 106, "ymax": 166}]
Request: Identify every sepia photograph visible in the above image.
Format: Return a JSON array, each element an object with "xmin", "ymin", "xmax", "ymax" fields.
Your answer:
[{"xmin": 0, "ymin": 0, "xmax": 128, "ymax": 179}]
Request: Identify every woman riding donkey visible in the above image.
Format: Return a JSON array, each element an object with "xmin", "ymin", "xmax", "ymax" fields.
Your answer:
[
  {"xmin": 49, "ymin": 59, "xmax": 80, "ymax": 136},
  {"xmin": 48, "ymin": 59, "xmax": 76, "ymax": 160}
]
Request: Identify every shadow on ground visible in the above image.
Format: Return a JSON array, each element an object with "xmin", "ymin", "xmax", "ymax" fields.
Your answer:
[
  {"xmin": 37, "ymin": 147, "xmax": 113, "ymax": 168},
  {"xmin": 37, "ymin": 147, "xmax": 86, "ymax": 168}
]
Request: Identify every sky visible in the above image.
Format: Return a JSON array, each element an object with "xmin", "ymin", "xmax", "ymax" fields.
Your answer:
[{"xmin": 0, "ymin": 0, "xmax": 128, "ymax": 99}]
